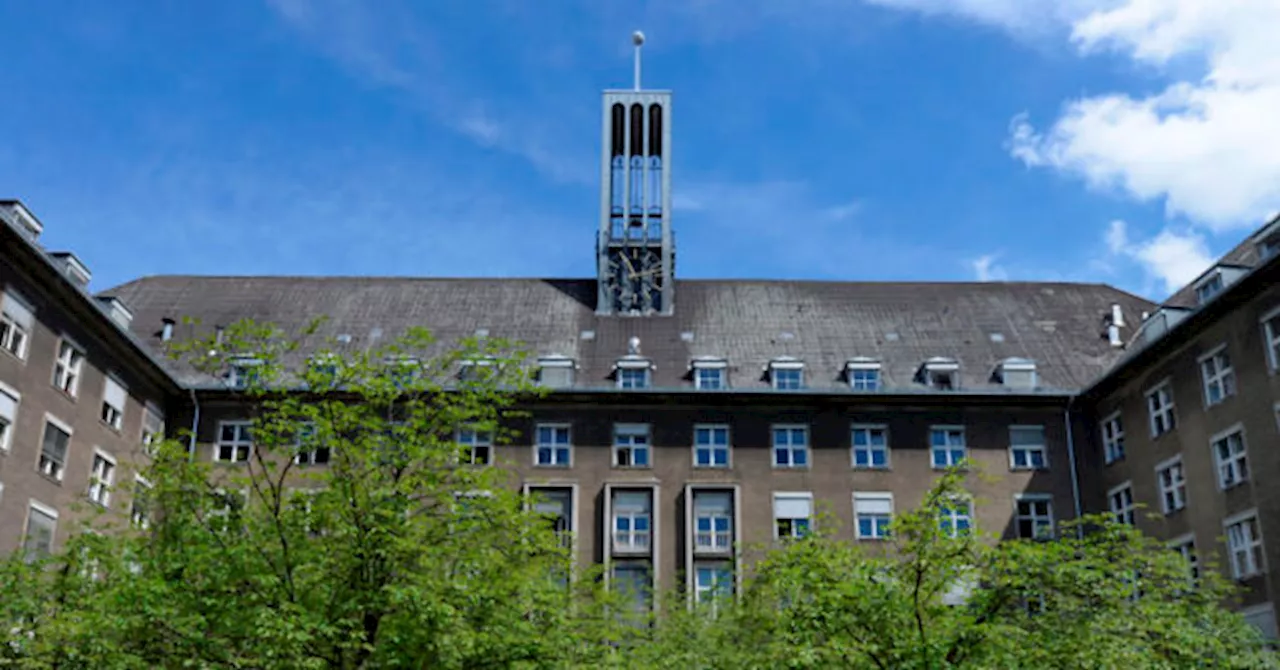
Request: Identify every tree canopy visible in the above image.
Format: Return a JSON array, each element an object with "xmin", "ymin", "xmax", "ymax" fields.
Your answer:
[{"xmin": 0, "ymin": 320, "xmax": 1273, "ymax": 669}]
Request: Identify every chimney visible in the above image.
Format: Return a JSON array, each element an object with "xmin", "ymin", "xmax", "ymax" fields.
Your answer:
[
  {"xmin": 161, "ymin": 318, "xmax": 175, "ymax": 342},
  {"xmin": 0, "ymin": 200, "xmax": 43, "ymax": 241},
  {"xmin": 49, "ymin": 251, "xmax": 91, "ymax": 288},
  {"xmin": 1107, "ymin": 324, "xmax": 1123, "ymax": 347},
  {"xmin": 1110, "ymin": 303, "xmax": 1125, "ymax": 328},
  {"xmin": 95, "ymin": 296, "xmax": 133, "ymax": 329}
]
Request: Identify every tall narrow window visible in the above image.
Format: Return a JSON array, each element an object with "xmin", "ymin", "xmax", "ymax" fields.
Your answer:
[
  {"xmin": 613, "ymin": 424, "xmax": 651, "ymax": 468},
  {"xmin": 1146, "ymin": 381, "xmax": 1176, "ymax": 437},
  {"xmin": 1108, "ymin": 483, "xmax": 1135, "ymax": 526},
  {"xmin": 629, "ymin": 103, "xmax": 644, "ymax": 215},
  {"xmin": 693, "ymin": 491, "xmax": 733, "ymax": 554},
  {"xmin": 0, "ymin": 290, "xmax": 33, "ymax": 360},
  {"xmin": 23, "ymin": 502, "xmax": 57, "ymax": 562},
  {"xmin": 1199, "ymin": 346, "xmax": 1236, "ymax": 406},
  {"xmin": 535, "ymin": 424, "xmax": 572, "ymax": 467},
  {"xmin": 141, "ymin": 405, "xmax": 164, "ymax": 450},
  {"xmin": 295, "ymin": 423, "xmax": 330, "ymax": 466},
  {"xmin": 52, "ymin": 340, "xmax": 84, "ymax": 396},
  {"xmin": 693, "ymin": 425, "xmax": 730, "ymax": 468},
  {"xmin": 612, "ymin": 490, "xmax": 651, "ymax": 554},
  {"xmin": 101, "ymin": 376, "xmax": 126, "ymax": 431},
  {"xmin": 87, "ymin": 450, "xmax": 116, "ymax": 507},
  {"xmin": 38, "ymin": 419, "xmax": 71, "ymax": 481},
  {"xmin": 694, "ymin": 565, "xmax": 733, "ymax": 608},
  {"xmin": 1156, "ymin": 456, "xmax": 1187, "ymax": 514},
  {"xmin": 1264, "ymin": 308, "xmax": 1280, "ymax": 372},
  {"xmin": 647, "ymin": 104, "xmax": 663, "ymax": 216},
  {"xmin": 1212, "ymin": 426, "xmax": 1249, "ymax": 489},
  {"xmin": 1225, "ymin": 512, "xmax": 1264, "ymax": 579},
  {"xmin": 851, "ymin": 425, "xmax": 889, "ymax": 469},
  {"xmin": 1171, "ymin": 535, "xmax": 1198, "ymax": 581},
  {"xmin": 1101, "ymin": 412, "xmax": 1124, "ymax": 464},
  {"xmin": 0, "ymin": 385, "xmax": 17, "ymax": 452}
]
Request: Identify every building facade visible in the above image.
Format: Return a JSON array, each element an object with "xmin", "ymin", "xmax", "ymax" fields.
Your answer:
[{"xmin": 1, "ymin": 68, "xmax": 1279, "ymax": 634}]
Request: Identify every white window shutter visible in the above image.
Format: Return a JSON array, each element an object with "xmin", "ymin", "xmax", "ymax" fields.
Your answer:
[
  {"xmin": 1, "ymin": 291, "xmax": 34, "ymax": 329},
  {"xmin": 694, "ymin": 491, "xmax": 732, "ymax": 514},
  {"xmin": 613, "ymin": 491, "xmax": 650, "ymax": 513},
  {"xmin": 0, "ymin": 389, "xmax": 16, "ymax": 421},
  {"xmin": 103, "ymin": 377, "xmax": 127, "ymax": 410},
  {"xmin": 855, "ymin": 494, "xmax": 893, "ymax": 516},
  {"xmin": 773, "ymin": 495, "xmax": 811, "ymax": 519}
]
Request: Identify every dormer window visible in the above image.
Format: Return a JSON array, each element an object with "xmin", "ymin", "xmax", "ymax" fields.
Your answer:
[
  {"xmin": 690, "ymin": 357, "xmax": 727, "ymax": 390},
  {"xmin": 459, "ymin": 357, "xmax": 496, "ymax": 383},
  {"xmin": 1194, "ymin": 271, "xmax": 1224, "ymax": 304},
  {"xmin": 615, "ymin": 357, "xmax": 652, "ymax": 389},
  {"xmin": 919, "ymin": 357, "xmax": 959, "ymax": 391},
  {"xmin": 385, "ymin": 356, "xmax": 419, "ymax": 388},
  {"xmin": 1261, "ymin": 236, "xmax": 1280, "ymax": 262},
  {"xmin": 769, "ymin": 357, "xmax": 804, "ymax": 390},
  {"xmin": 309, "ymin": 354, "xmax": 339, "ymax": 387},
  {"xmin": 537, "ymin": 355, "xmax": 575, "ymax": 389},
  {"xmin": 997, "ymin": 358, "xmax": 1037, "ymax": 390},
  {"xmin": 846, "ymin": 358, "xmax": 881, "ymax": 391},
  {"xmin": 227, "ymin": 358, "xmax": 263, "ymax": 389}
]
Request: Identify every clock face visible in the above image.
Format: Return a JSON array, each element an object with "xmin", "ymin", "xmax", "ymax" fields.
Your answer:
[{"xmin": 606, "ymin": 246, "xmax": 664, "ymax": 313}]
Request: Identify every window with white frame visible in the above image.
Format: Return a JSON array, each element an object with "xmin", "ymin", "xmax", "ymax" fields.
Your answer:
[
  {"xmin": 536, "ymin": 355, "xmax": 575, "ymax": 388},
  {"xmin": 535, "ymin": 424, "xmax": 571, "ymax": 467},
  {"xmin": 456, "ymin": 426, "xmax": 492, "ymax": 465},
  {"xmin": 692, "ymin": 359, "xmax": 727, "ymax": 390},
  {"xmin": 612, "ymin": 490, "xmax": 651, "ymax": 553},
  {"xmin": 1226, "ymin": 512, "xmax": 1264, "ymax": 579},
  {"xmin": 0, "ymin": 290, "xmax": 33, "ymax": 360},
  {"xmin": 1170, "ymin": 534, "xmax": 1198, "ymax": 582},
  {"xmin": 1194, "ymin": 271, "xmax": 1224, "ymax": 304},
  {"xmin": 854, "ymin": 492, "xmax": 893, "ymax": 540},
  {"xmin": 141, "ymin": 406, "xmax": 164, "ymax": 450},
  {"xmin": 295, "ymin": 423, "xmax": 331, "ymax": 465},
  {"xmin": 1155, "ymin": 456, "xmax": 1187, "ymax": 514},
  {"xmin": 772, "ymin": 425, "xmax": 809, "ymax": 468},
  {"xmin": 1146, "ymin": 381, "xmax": 1176, "ymax": 437},
  {"xmin": 87, "ymin": 450, "xmax": 116, "ymax": 507},
  {"xmin": 847, "ymin": 359, "xmax": 881, "ymax": 391},
  {"xmin": 1199, "ymin": 346, "xmax": 1236, "ymax": 406},
  {"xmin": 100, "ymin": 376, "xmax": 126, "ymax": 431},
  {"xmin": 23, "ymin": 502, "xmax": 57, "ymax": 561},
  {"xmin": 694, "ymin": 565, "xmax": 733, "ymax": 606},
  {"xmin": 930, "ymin": 426, "xmax": 967, "ymax": 468},
  {"xmin": 1264, "ymin": 308, "xmax": 1280, "ymax": 372},
  {"xmin": 216, "ymin": 421, "xmax": 253, "ymax": 463},
  {"xmin": 1108, "ymin": 482, "xmax": 1135, "ymax": 526},
  {"xmin": 769, "ymin": 358, "xmax": 804, "ymax": 390},
  {"xmin": 52, "ymin": 340, "xmax": 83, "ymax": 396},
  {"xmin": 921, "ymin": 358, "xmax": 959, "ymax": 390},
  {"xmin": 852, "ymin": 425, "xmax": 889, "ymax": 469},
  {"xmin": 773, "ymin": 493, "xmax": 812, "ymax": 539},
  {"xmin": 693, "ymin": 424, "xmax": 730, "ymax": 468},
  {"xmin": 1009, "ymin": 426, "xmax": 1047, "ymax": 470},
  {"xmin": 616, "ymin": 360, "xmax": 651, "ymax": 389},
  {"xmin": 693, "ymin": 490, "xmax": 733, "ymax": 553},
  {"xmin": 0, "ymin": 384, "xmax": 18, "ymax": 452},
  {"xmin": 1015, "ymin": 496, "xmax": 1053, "ymax": 539},
  {"xmin": 130, "ymin": 476, "xmax": 152, "ymax": 530},
  {"xmin": 613, "ymin": 424, "xmax": 651, "ymax": 467},
  {"xmin": 227, "ymin": 358, "xmax": 262, "ymax": 389},
  {"xmin": 38, "ymin": 418, "xmax": 71, "ymax": 481},
  {"xmin": 1212, "ymin": 426, "xmax": 1249, "ymax": 489},
  {"xmin": 1101, "ymin": 412, "xmax": 1124, "ymax": 464},
  {"xmin": 938, "ymin": 498, "xmax": 972, "ymax": 538}
]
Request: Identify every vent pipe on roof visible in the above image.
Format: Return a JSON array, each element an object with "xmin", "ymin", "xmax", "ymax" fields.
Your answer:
[
  {"xmin": 1107, "ymin": 324, "xmax": 1122, "ymax": 347},
  {"xmin": 1110, "ymin": 303, "xmax": 1125, "ymax": 328},
  {"xmin": 161, "ymin": 318, "xmax": 175, "ymax": 342}
]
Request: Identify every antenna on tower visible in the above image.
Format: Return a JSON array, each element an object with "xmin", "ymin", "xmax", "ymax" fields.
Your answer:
[{"xmin": 632, "ymin": 30, "xmax": 645, "ymax": 91}]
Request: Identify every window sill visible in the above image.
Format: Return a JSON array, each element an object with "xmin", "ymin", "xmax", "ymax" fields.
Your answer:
[
  {"xmin": 853, "ymin": 465, "xmax": 891, "ymax": 471},
  {"xmin": 50, "ymin": 385, "xmax": 78, "ymax": 402},
  {"xmin": 856, "ymin": 536, "xmax": 889, "ymax": 541},
  {"xmin": 36, "ymin": 471, "xmax": 63, "ymax": 486},
  {"xmin": 771, "ymin": 465, "xmax": 810, "ymax": 470},
  {"xmin": 0, "ymin": 347, "xmax": 26, "ymax": 364},
  {"xmin": 1010, "ymin": 466, "xmax": 1049, "ymax": 473},
  {"xmin": 534, "ymin": 463, "xmax": 572, "ymax": 469},
  {"xmin": 692, "ymin": 464, "xmax": 731, "ymax": 470},
  {"xmin": 1103, "ymin": 457, "xmax": 1125, "ymax": 467},
  {"xmin": 693, "ymin": 547, "xmax": 733, "ymax": 557},
  {"xmin": 613, "ymin": 465, "xmax": 652, "ymax": 470},
  {"xmin": 101, "ymin": 421, "xmax": 123, "ymax": 434}
]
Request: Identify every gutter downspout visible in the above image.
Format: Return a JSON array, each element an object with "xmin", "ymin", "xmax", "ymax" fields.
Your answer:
[
  {"xmin": 187, "ymin": 388, "xmax": 200, "ymax": 459},
  {"xmin": 1064, "ymin": 396, "xmax": 1083, "ymax": 536}
]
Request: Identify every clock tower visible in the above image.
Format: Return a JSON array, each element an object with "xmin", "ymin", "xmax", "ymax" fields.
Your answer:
[{"xmin": 596, "ymin": 32, "xmax": 675, "ymax": 316}]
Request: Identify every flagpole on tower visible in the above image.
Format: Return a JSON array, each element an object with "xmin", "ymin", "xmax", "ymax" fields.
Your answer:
[{"xmin": 632, "ymin": 30, "xmax": 645, "ymax": 91}]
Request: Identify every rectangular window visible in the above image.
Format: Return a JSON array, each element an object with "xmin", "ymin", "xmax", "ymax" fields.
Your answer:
[
  {"xmin": 130, "ymin": 476, "xmax": 153, "ymax": 530},
  {"xmin": 1212, "ymin": 426, "xmax": 1249, "ymax": 489},
  {"xmin": 1171, "ymin": 535, "xmax": 1198, "ymax": 582},
  {"xmin": 537, "ymin": 357, "xmax": 575, "ymax": 388},
  {"xmin": 141, "ymin": 406, "xmax": 164, "ymax": 450},
  {"xmin": 770, "ymin": 360, "xmax": 805, "ymax": 390},
  {"xmin": 617, "ymin": 366, "xmax": 650, "ymax": 389},
  {"xmin": 1226, "ymin": 512, "xmax": 1264, "ymax": 579},
  {"xmin": 695, "ymin": 366, "xmax": 725, "ymax": 390},
  {"xmin": 693, "ymin": 491, "xmax": 733, "ymax": 553},
  {"xmin": 771, "ymin": 425, "xmax": 809, "ymax": 468},
  {"xmin": 612, "ymin": 563, "xmax": 652, "ymax": 614},
  {"xmin": 52, "ymin": 340, "xmax": 84, "ymax": 396},
  {"xmin": 38, "ymin": 418, "xmax": 71, "ymax": 481},
  {"xmin": 1146, "ymin": 381, "xmax": 1176, "ymax": 437},
  {"xmin": 100, "ymin": 376, "xmax": 126, "ymax": 431},
  {"xmin": 1009, "ymin": 426, "xmax": 1047, "ymax": 470},
  {"xmin": 773, "ymin": 492, "xmax": 812, "ymax": 539},
  {"xmin": 854, "ymin": 492, "xmax": 893, "ymax": 540},
  {"xmin": 930, "ymin": 426, "xmax": 967, "ymax": 468},
  {"xmin": 851, "ymin": 425, "xmax": 889, "ymax": 469},
  {"xmin": 87, "ymin": 450, "xmax": 116, "ymax": 507},
  {"xmin": 1195, "ymin": 272, "xmax": 1224, "ymax": 304},
  {"xmin": 529, "ymin": 487, "xmax": 573, "ymax": 548},
  {"xmin": 693, "ymin": 424, "xmax": 730, "ymax": 468},
  {"xmin": 227, "ymin": 359, "xmax": 262, "ymax": 389},
  {"xmin": 938, "ymin": 498, "xmax": 972, "ymax": 538},
  {"xmin": 1264, "ymin": 308, "xmax": 1280, "ymax": 372},
  {"xmin": 535, "ymin": 424, "xmax": 572, "ymax": 467},
  {"xmin": 1101, "ymin": 412, "xmax": 1125, "ymax": 464},
  {"xmin": 1108, "ymin": 482, "xmax": 1135, "ymax": 526},
  {"xmin": 0, "ymin": 384, "xmax": 18, "ymax": 452},
  {"xmin": 294, "ymin": 423, "xmax": 331, "ymax": 465},
  {"xmin": 612, "ymin": 490, "xmax": 651, "ymax": 554},
  {"xmin": 694, "ymin": 565, "xmax": 733, "ymax": 606},
  {"xmin": 1015, "ymin": 496, "xmax": 1053, "ymax": 539},
  {"xmin": 455, "ymin": 427, "xmax": 492, "ymax": 465},
  {"xmin": 0, "ymin": 290, "xmax": 34, "ymax": 360},
  {"xmin": 23, "ymin": 502, "xmax": 57, "ymax": 562},
  {"xmin": 215, "ymin": 421, "xmax": 253, "ymax": 463},
  {"xmin": 613, "ymin": 424, "xmax": 651, "ymax": 468},
  {"xmin": 847, "ymin": 360, "xmax": 882, "ymax": 391},
  {"xmin": 1156, "ymin": 456, "xmax": 1187, "ymax": 514},
  {"xmin": 1199, "ymin": 346, "xmax": 1236, "ymax": 406}
]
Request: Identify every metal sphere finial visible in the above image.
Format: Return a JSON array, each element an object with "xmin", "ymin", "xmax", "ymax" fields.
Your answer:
[{"xmin": 632, "ymin": 31, "xmax": 645, "ymax": 47}]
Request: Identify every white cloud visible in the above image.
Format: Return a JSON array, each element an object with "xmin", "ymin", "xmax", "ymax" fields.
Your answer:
[
  {"xmin": 1098, "ymin": 219, "xmax": 1214, "ymax": 294},
  {"xmin": 1105, "ymin": 219, "xmax": 1128, "ymax": 255},
  {"xmin": 971, "ymin": 254, "xmax": 1009, "ymax": 281}
]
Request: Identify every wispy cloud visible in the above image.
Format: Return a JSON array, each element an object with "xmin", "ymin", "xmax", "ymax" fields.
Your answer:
[
  {"xmin": 971, "ymin": 254, "xmax": 1009, "ymax": 281},
  {"xmin": 1094, "ymin": 219, "xmax": 1213, "ymax": 297}
]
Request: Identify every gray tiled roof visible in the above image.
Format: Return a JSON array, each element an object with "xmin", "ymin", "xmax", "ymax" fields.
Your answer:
[{"xmin": 103, "ymin": 275, "xmax": 1154, "ymax": 394}]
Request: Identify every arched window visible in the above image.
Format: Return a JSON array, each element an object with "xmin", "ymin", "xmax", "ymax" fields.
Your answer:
[
  {"xmin": 648, "ymin": 104, "xmax": 663, "ymax": 157},
  {"xmin": 630, "ymin": 103, "xmax": 644, "ymax": 156},
  {"xmin": 611, "ymin": 104, "xmax": 625, "ymax": 157}
]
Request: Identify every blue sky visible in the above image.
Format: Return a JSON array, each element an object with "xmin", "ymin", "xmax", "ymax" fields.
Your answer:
[{"xmin": 2, "ymin": 0, "xmax": 1277, "ymax": 301}]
